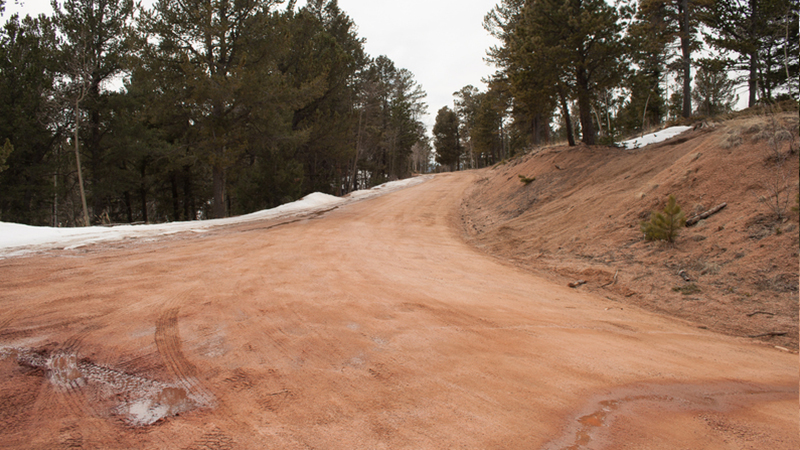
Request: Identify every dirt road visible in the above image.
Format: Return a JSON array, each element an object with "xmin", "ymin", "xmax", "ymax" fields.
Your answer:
[{"xmin": 0, "ymin": 172, "xmax": 797, "ymax": 449}]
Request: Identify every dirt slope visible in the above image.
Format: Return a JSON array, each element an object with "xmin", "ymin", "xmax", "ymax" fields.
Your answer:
[
  {"xmin": 0, "ymin": 171, "xmax": 797, "ymax": 449},
  {"xmin": 461, "ymin": 113, "xmax": 800, "ymax": 350}
]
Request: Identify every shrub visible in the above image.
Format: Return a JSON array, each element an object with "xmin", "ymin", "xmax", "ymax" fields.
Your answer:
[
  {"xmin": 640, "ymin": 195, "xmax": 686, "ymax": 242},
  {"xmin": 518, "ymin": 174, "xmax": 536, "ymax": 185}
]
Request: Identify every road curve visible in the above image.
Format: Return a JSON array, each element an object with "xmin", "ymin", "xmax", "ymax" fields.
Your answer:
[{"xmin": 0, "ymin": 172, "xmax": 796, "ymax": 449}]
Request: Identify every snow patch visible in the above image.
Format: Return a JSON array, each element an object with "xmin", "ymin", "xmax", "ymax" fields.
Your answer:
[
  {"xmin": 124, "ymin": 398, "xmax": 170, "ymax": 426},
  {"xmin": 0, "ymin": 176, "xmax": 432, "ymax": 257},
  {"xmin": 619, "ymin": 126, "xmax": 692, "ymax": 150}
]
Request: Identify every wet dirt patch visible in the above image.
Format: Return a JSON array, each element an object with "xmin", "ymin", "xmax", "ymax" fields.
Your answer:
[{"xmin": 5, "ymin": 347, "xmax": 208, "ymax": 426}]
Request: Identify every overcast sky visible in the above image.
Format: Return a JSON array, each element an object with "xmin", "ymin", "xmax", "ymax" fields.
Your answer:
[
  {"xmin": 3, "ymin": 0, "xmax": 500, "ymax": 134},
  {"xmin": 337, "ymin": 0, "xmax": 500, "ymax": 131}
]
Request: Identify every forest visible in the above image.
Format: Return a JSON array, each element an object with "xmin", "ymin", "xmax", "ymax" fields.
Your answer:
[
  {"xmin": 434, "ymin": 0, "xmax": 799, "ymax": 171},
  {"xmin": 1, "ymin": 0, "xmax": 798, "ymax": 227},
  {"xmin": 0, "ymin": 0, "xmax": 430, "ymax": 226}
]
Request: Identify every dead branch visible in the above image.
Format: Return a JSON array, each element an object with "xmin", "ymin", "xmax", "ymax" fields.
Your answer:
[
  {"xmin": 601, "ymin": 270, "xmax": 619, "ymax": 288},
  {"xmin": 568, "ymin": 280, "xmax": 586, "ymax": 288},
  {"xmin": 746, "ymin": 311, "xmax": 775, "ymax": 317},
  {"xmin": 686, "ymin": 203, "xmax": 727, "ymax": 226},
  {"xmin": 747, "ymin": 331, "xmax": 787, "ymax": 338}
]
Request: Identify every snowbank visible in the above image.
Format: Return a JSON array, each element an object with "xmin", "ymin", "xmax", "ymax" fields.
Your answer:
[
  {"xmin": 619, "ymin": 126, "xmax": 692, "ymax": 150},
  {"xmin": 0, "ymin": 175, "xmax": 432, "ymax": 257}
]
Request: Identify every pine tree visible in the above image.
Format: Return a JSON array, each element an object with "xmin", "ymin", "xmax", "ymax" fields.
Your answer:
[
  {"xmin": 692, "ymin": 58, "xmax": 737, "ymax": 116},
  {"xmin": 433, "ymin": 107, "xmax": 461, "ymax": 171},
  {"xmin": 487, "ymin": 0, "xmax": 627, "ymax": 146},
  {"xmin": 699, "ymin": 0, "xmax": 799, "ymax": 106},
  {"xmin": 0, "ymin": 14, "xmax": 60, "ymax": 225},
  {"xmin": 641, "ymin": 195, "xmax": 686, "ymax": 242},
  {"xmin": 146, "ymin": 0, "xmax": 286, "ymax": 219},
  {"xmin": 54, "ymin": 0, "xmax": 136, "ymax": 222}
]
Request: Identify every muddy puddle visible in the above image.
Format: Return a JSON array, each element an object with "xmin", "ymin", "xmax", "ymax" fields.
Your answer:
[{"xmin": 543, "ymin": 382, "xmax": 798, "ymax": 450}]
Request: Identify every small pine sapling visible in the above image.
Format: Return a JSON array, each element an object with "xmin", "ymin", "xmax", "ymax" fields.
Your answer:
[
  {"xmin": 518, "ymin": 174, "xmax": 536, "ymax": 185},
  {"xmin": 640, "ymin": 195, "xmax": 686, "ymax": 243}
]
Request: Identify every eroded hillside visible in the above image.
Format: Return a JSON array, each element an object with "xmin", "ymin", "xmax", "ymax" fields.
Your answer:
[{"xmin": 461, "ymin": 113, "xmax": 800, "ymax": 349}]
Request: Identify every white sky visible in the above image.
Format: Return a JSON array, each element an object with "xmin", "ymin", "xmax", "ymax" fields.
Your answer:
[{"xmin": 3, "ymin": 0, "xmax": 500, "ymax": 134}]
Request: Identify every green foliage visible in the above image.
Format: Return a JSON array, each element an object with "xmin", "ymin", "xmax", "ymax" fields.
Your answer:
[
  {"xmin": 699, "ymin": 0, "xmax": 799, "ymax": 107},
  {"xmin": 518, "ymin": 174, "xmax": 535, "ymax": 185},
  {"xmin": 597, "ymin": 133, "xmax": 622, "ymax": 147},
  {"xmin": 0, "ymin": 14, "xmax": 59, "ymax": 225},
  {"xmin": 0, "ymin": 0, "xmax": 428, "ymax": 226},
  {"xmin": 692, "ymin": 59, "xmax": 737, "ymax": 116},
  {"xmin": 640, "ymin": 195, "xmax": 686, "ymax": 243},
  {"xmin": 453, "ymin": 84, "xmax": 507, "ymax": 168},
  {"xmin": 433, "ymin": 106, "xmax": 461, "ymax": 170},
  {"xmin": 485, "ymin": 0, "xmax": 627, "ymax": 146}
]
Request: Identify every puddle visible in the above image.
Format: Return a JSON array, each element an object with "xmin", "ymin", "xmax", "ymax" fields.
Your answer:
[
  {"xmin": 10, "ymin": 347, "xmax": 209, "ymax": 426},
  {"xmin": 568, "ymin": 400, "xmax": 620, "ymax": 449}
]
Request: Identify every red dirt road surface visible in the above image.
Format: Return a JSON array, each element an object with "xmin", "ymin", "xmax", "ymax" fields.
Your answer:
[{"xmin": 1, "ymin": 172, "xmax": 797, "ymax": 449}]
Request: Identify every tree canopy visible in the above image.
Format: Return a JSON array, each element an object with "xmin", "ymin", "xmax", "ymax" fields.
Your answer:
[
  {"xmin": 434, "ymin": 0, "xmax": 799, "ymax": 168},
  {"xmin": 0, "ymin": 0, "xmax": 428, "ymax": 226}
]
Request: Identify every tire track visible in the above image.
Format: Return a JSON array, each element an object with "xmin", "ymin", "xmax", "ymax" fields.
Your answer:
[
  {"xmin": 155, "ymin": 307, "xmax": 197, "ymax": 382},
  {"xmin": 47, "ymin": 331, "xmax": 94, "ymax": 419},
  {"xmin": 154, "ymin": 303, "xmax": 215, "ymax": 408},
  {"xmin": 182, "ymin": 426, "xmax": 235, "ymax": 450},
  {"xmin": 58, "ymin": 422, "xmax": 84, "ymax": 449},
  {"xmin": 47, "ymin": 330, "xmax": 111, "ymax": 448},
  {"xmin": 0, "ymin": 313, "xmax": 15, "ymax": 331}
]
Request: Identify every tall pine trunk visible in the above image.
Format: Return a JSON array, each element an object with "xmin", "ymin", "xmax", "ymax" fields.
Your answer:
[
  {"xmin": 89, "ymin": 82, "xmax": 104, "ymax": 217},
  {"xmin": 558, "ymin": 87, "xmax": 575, "ymax": 146},
  {"xmin": 74, "ymin": 97, "xmax": 90, "ymax": 226},
  {"xmin": 680, "ymin": 0, "xmax": 692, "ymax": 118},
  {"xmin": 212, "ymin": 163, "xmax": 225, "ymax": 219},
  {"xmin": 748, "ymin": 52, "xmax": 758, "ymax": 107},
  {"xmin": 576, "ymin": 69, "xmax": 595, "ymax": 145}
]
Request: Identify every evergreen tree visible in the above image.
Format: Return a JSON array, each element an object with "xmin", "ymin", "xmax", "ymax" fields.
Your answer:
[
  {"xmin": 433, "ymin": 106, "xmax": 460, "ymax": 171},
  {"xmin": 0, "ymin": 14, "xmax": 60, "ymax": 225},
  {"xmin": 641, "ymin": 195, "xmax": 686, "ymax": 242},
  {"xmin": 487, "ymin": 0, "xmax": 628, "ymax": 146},
  {"xmin": 618, "ymin": 0, "xmax": 671, "ymax": 133},
  {"xmin": 353, "ymin": 55, "xmax": 426, "ymax": 186},
  {"xmin": 692, "ymin": 58, "xmax": 737, "ymax": 116},
  {"xmin": 454, "ymin": 85, "xmax": 480, "ymax": 168},
  {"xmin": 530, "ymin": 0, "xmax": 627, "ymax": 145},
  {"xmin": 0, "ymin": 0, "xmax": 429, "ymax": 225},
  {"xmin": 699, "ymin": 0, "xmax": 799, "ymax": 105},
  {"xmin": 485, "ymin": 0, "xmax": 557, "ymax": 147},
  {"xmin": 635, "ymin": 0, "xmax": 709, "ymax": 119},
  {"xmin": 53, "ymin": 0, "xmax": 136, "ymax": 223},
  {"xmin": 455, "ymin": 85, "xmax": 505, "ymax": 167},
  {"xmin": 282, "ymin": 0, "xmax": 366, "ymax": 196},
  {"xmin": 146, "ymin": 0, "xmax": 286, "ymax": 219}
]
